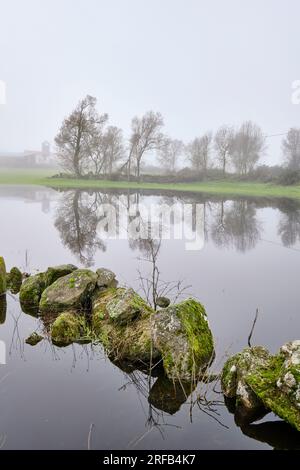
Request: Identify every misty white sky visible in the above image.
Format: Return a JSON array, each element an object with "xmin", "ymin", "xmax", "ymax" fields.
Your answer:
[{"xmin": 0, "ymin": 0, "xmax": 299, "ymax": 165}]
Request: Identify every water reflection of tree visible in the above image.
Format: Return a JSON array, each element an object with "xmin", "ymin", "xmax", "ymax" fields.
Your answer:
[
  {"xmin": 210, "ymin": 200, "xmax": 261, "ymax": 252},
  {"xmin": 278, "ymin": 200, "xmax": 300, "ymax": 247},
  {"xmin": 55, "ymin": 191, "xmax": 106, "ymax": 266}
]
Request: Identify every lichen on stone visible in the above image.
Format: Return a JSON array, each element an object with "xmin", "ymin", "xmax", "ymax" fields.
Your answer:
[
  {"xmin": 246, "ymin": 341, "xmax": 300, "ymax": 431},
  {"xmin": 152, "ymin": 298, "xmax": 214, "ymax": 382},
  {"xmin": 40, "ymin": 269, "xmax": 98, "ymax": 315}
]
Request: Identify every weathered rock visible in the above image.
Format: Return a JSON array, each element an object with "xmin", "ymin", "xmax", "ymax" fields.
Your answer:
[
  {"xmin": 25, "ymin": 332, "xmax": 43, "ymax": 346},
  {"xmin": 51, "ymin": 311, "xmax": 89, "ymax": 346},
  {"xmin": 19, "ymin": 273, "xmax": 46, "ymax": 315},
  {"xmin": 45, "ymin": 264, "xmax": 78, "ymax": 287},
  {"xmin": 0, "ymin": 295, "xmax": 7, "ymax": 324},
  {"xmin": 96, "ymin": 268, "xmax": 116, "ymax": 288},
  {"xmin": 92, "ymin": 287, "xmax": 152, "ymax": 325},
  {"xmin": 0, "ymin": 256, "xmax": 6, "ymax": 295},
  {"xmin": 92, "ymin": 288, "xmax": 159, "ymax": 363},
  {"xmin": 246, "ymin": 341, "xmax": 300, "ymax": 431},
  {"xmin": 221, "ymin": 346, "xmax": 271, "ymax": 413},
  {"xmin": 6, "ymin": 266, "xmax": 23, "ymax": 294},
  {"xmin": 156, "ymin": 297, "xmax": 170, "ymax": 308},
  {"xmin": 39, "ymin": 269, "xmax": 97, "ymax": 315},
  {"xmin": 152, "ymin": 299, "xmax": 214, "ymax": 382}
]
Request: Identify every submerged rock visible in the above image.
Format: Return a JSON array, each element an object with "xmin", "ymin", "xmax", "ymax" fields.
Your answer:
[
  {"xmin": 246, "ymin": 341, "xmax": 300, "ymax": 431},
  {"xmin": 0, "ymin": 256, "xmax": 6, "ymax": 295},
  {"xmin": 152, "ymin": 299, "xmax": 214, "ymax": 382},
  {"xmin": 40, "ymin": 269, "xmax": 97, "ymax": 315},
  {"xmin": 221, "ymin": 346, "xmax": 271, "ymax": 414},
  {"xmin": 19, "ymin": 273, "xmax": 46, "ymax": 315},
  {"xmin": 96, "ymin": 268, "xmax": 116, "ymax": 289},
  {"xmin": 25, "ymin": 332, "xmax": 44, "ymax": 346},
  {"xmin": 156, "ymin": 297, "xmax": 170, "ymax": 308},
  {"xmin": 45, "ymin": 264, "xmax": 78, "ymax": 287},
  {"xmin": 6, "ymin": 266, "xmax": 23, "ymax": 294},
  {"xmin": 92, "ymin": 288, "xmax": 159, "ymax": 363},
  {"xmin": 51, "ymin": 311, "xmax": 89, "ymax": 346}
]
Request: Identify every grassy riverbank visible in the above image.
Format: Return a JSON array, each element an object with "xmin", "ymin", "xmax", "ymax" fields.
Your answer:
[{"xmin": 1, "ymin": 168, "xmax": 300, "ymax": 199}]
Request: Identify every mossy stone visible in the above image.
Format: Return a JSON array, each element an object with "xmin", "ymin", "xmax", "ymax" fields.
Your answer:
[
  {"xmin": 92, "ymin": 288, "xmax": 159, "ymax": 364},
  {"xmin": 152, "ymin": 299, "xmax": 214, "ymax": 382},
  {"xmin": 25, "ymin": 332, "xmax": 43, "ymax": 346},
  {"xmin": 6, "ymin": 266, "xmax": 23, "ymax": 294},
  {"xmin": 40, "ymin": 269, "xmax": 97, "ymax": 315},
  {"xmin": 19, "ymin": 273, "xmax": 46, "ymax": 314},
  {"xmin": 45, "ymin": 264, "xmax": 78, "ymax": 287},
  {"xmin": 51, "ymin": 311, "xmax": 89, "ymax": 346},
  {"xmin": 246, "ymin": 341, "xmax": 300, "ymax": 431}
]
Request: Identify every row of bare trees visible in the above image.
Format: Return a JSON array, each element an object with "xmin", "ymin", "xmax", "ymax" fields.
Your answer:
[{"xmin": 55, "ymin": 95, "xmax": 300, "ymax": 179}]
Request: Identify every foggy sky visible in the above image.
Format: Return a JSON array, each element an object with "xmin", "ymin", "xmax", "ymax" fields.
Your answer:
[{"xmin": 0, "ymin": 0, "xmax": 299, "ymax": 165}]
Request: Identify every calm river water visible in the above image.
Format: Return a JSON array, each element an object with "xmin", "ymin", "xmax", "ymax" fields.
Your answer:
[{"xmin": 0, "ymin": 185, "xmax": 300, "ymax": 449}]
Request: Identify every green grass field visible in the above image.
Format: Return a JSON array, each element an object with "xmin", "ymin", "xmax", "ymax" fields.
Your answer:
[{"xmin": 1, "ymin": 168, "xmax": 300, "ymax": 199}]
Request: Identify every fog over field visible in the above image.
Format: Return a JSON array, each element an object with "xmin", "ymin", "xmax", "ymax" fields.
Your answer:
[{"xmin": 0, "ymin": 0, "xmax": 300, "ymax": 164}]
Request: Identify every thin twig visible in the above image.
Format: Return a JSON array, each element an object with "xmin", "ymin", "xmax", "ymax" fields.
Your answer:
[{"xmin": 248, "ymin": 308, "xmax": 259, "ymax": 347}]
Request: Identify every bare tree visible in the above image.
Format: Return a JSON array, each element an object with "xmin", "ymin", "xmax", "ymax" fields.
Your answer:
[
  {"xmin": 282, "ymin": 128, "xmax": 300, "ymax": 170},
  {"xmin": 55, "ymin": 95, "xmax": 108, "ymax": 177},
  {"xmin": 230, "ymin": 121, "xmax": 265, "ymax": 175},
  {"xmin": 127, "ymin": 111, "xmax": 165, "ymax": 180},
  {"xmin": 185, "ymin": 132, "xmax": 212, "ymax": 173},
  {"xmin": 102, "ymin": 126, "xmax": 125, "ymax": 177},
  {"xmin": 157, "ymin": 138, "xmax": 183, "ymax": 173},
  {"xmin": 214, "ymin": 125, "xmax": 234, "ymax": 176}
]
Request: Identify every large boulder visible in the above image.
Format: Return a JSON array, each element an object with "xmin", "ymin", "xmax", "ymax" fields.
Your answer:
[
  {"xmin": 51, "ymin": 311, "xmax": 89, "ymax": 346},
  {"xmin": 92, "ymin": 288, "xmax": 159, "ymax": 364},
  {"xmin": 151, "ymin": 299, "xmax": 214, "ymax": 382},
  {"xmin": 19, "ymin": 273, "xmax": 46, "ymax": 315},
  {"xmin": 246, "ymin": 341, "xmax": 300, "ymax": 431},
  {"xmin": 45, "ymin": 264, "xmax": 78, "ymax": 287},
  {"xmin": 0, "ymin": 256, "xmax": 6, "ymax": 295},
  {"xmin": 39, "ymin": 269, "xmax": 97, "ymax": 315},
  {"xmin": 6, "ymin": 266, "xmax": 23, "ymax": 294}
]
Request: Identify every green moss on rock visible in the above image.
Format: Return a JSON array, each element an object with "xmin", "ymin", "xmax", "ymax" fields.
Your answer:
[
  {"xmin": 25, "ymin": 332, "xmax": 43, "ymax": 346},
  {"xmin": 92, "ymin": 287, "xmax": 153, "ymax": 325},
  {"xmin": 152, "ymin": 299, "xmax": 214, "ymax": 382},
  {"xmin": 221, "ymin": 346, "xmax": 271, "ymax": 413},
  {"xmin": 19, "ymin": 273, "xmax": 46, "ymax": 315},
  {"xmin": 92, "ymin": 288, "xmax": 159, "ymax": 364},
  {"xmin": 51, "ymin": 311, "xmax": 89, "ymax": 346},
  {"xmin": 45, "ymin": 264, "xmax": 78, "ymax": 287},
  {"xmin": 0, "ymin": 256, "xmax": 6, "ymax": 295},
  {"xmin": 40, "ymin": 269, "xmax": 97, "ymax": 315},
  {"xmin": 246, "ymin": 341, "xmax": 300, "ymax": 431},
  {"xmin": 6, "ymin": 266, "xmax": 23, "ymax": 294}
]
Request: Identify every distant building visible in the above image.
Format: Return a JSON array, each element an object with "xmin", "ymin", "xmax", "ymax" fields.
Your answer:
[{"xmin": 0, "ymin": 141, "xmax": 57, "ymax": 168}]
